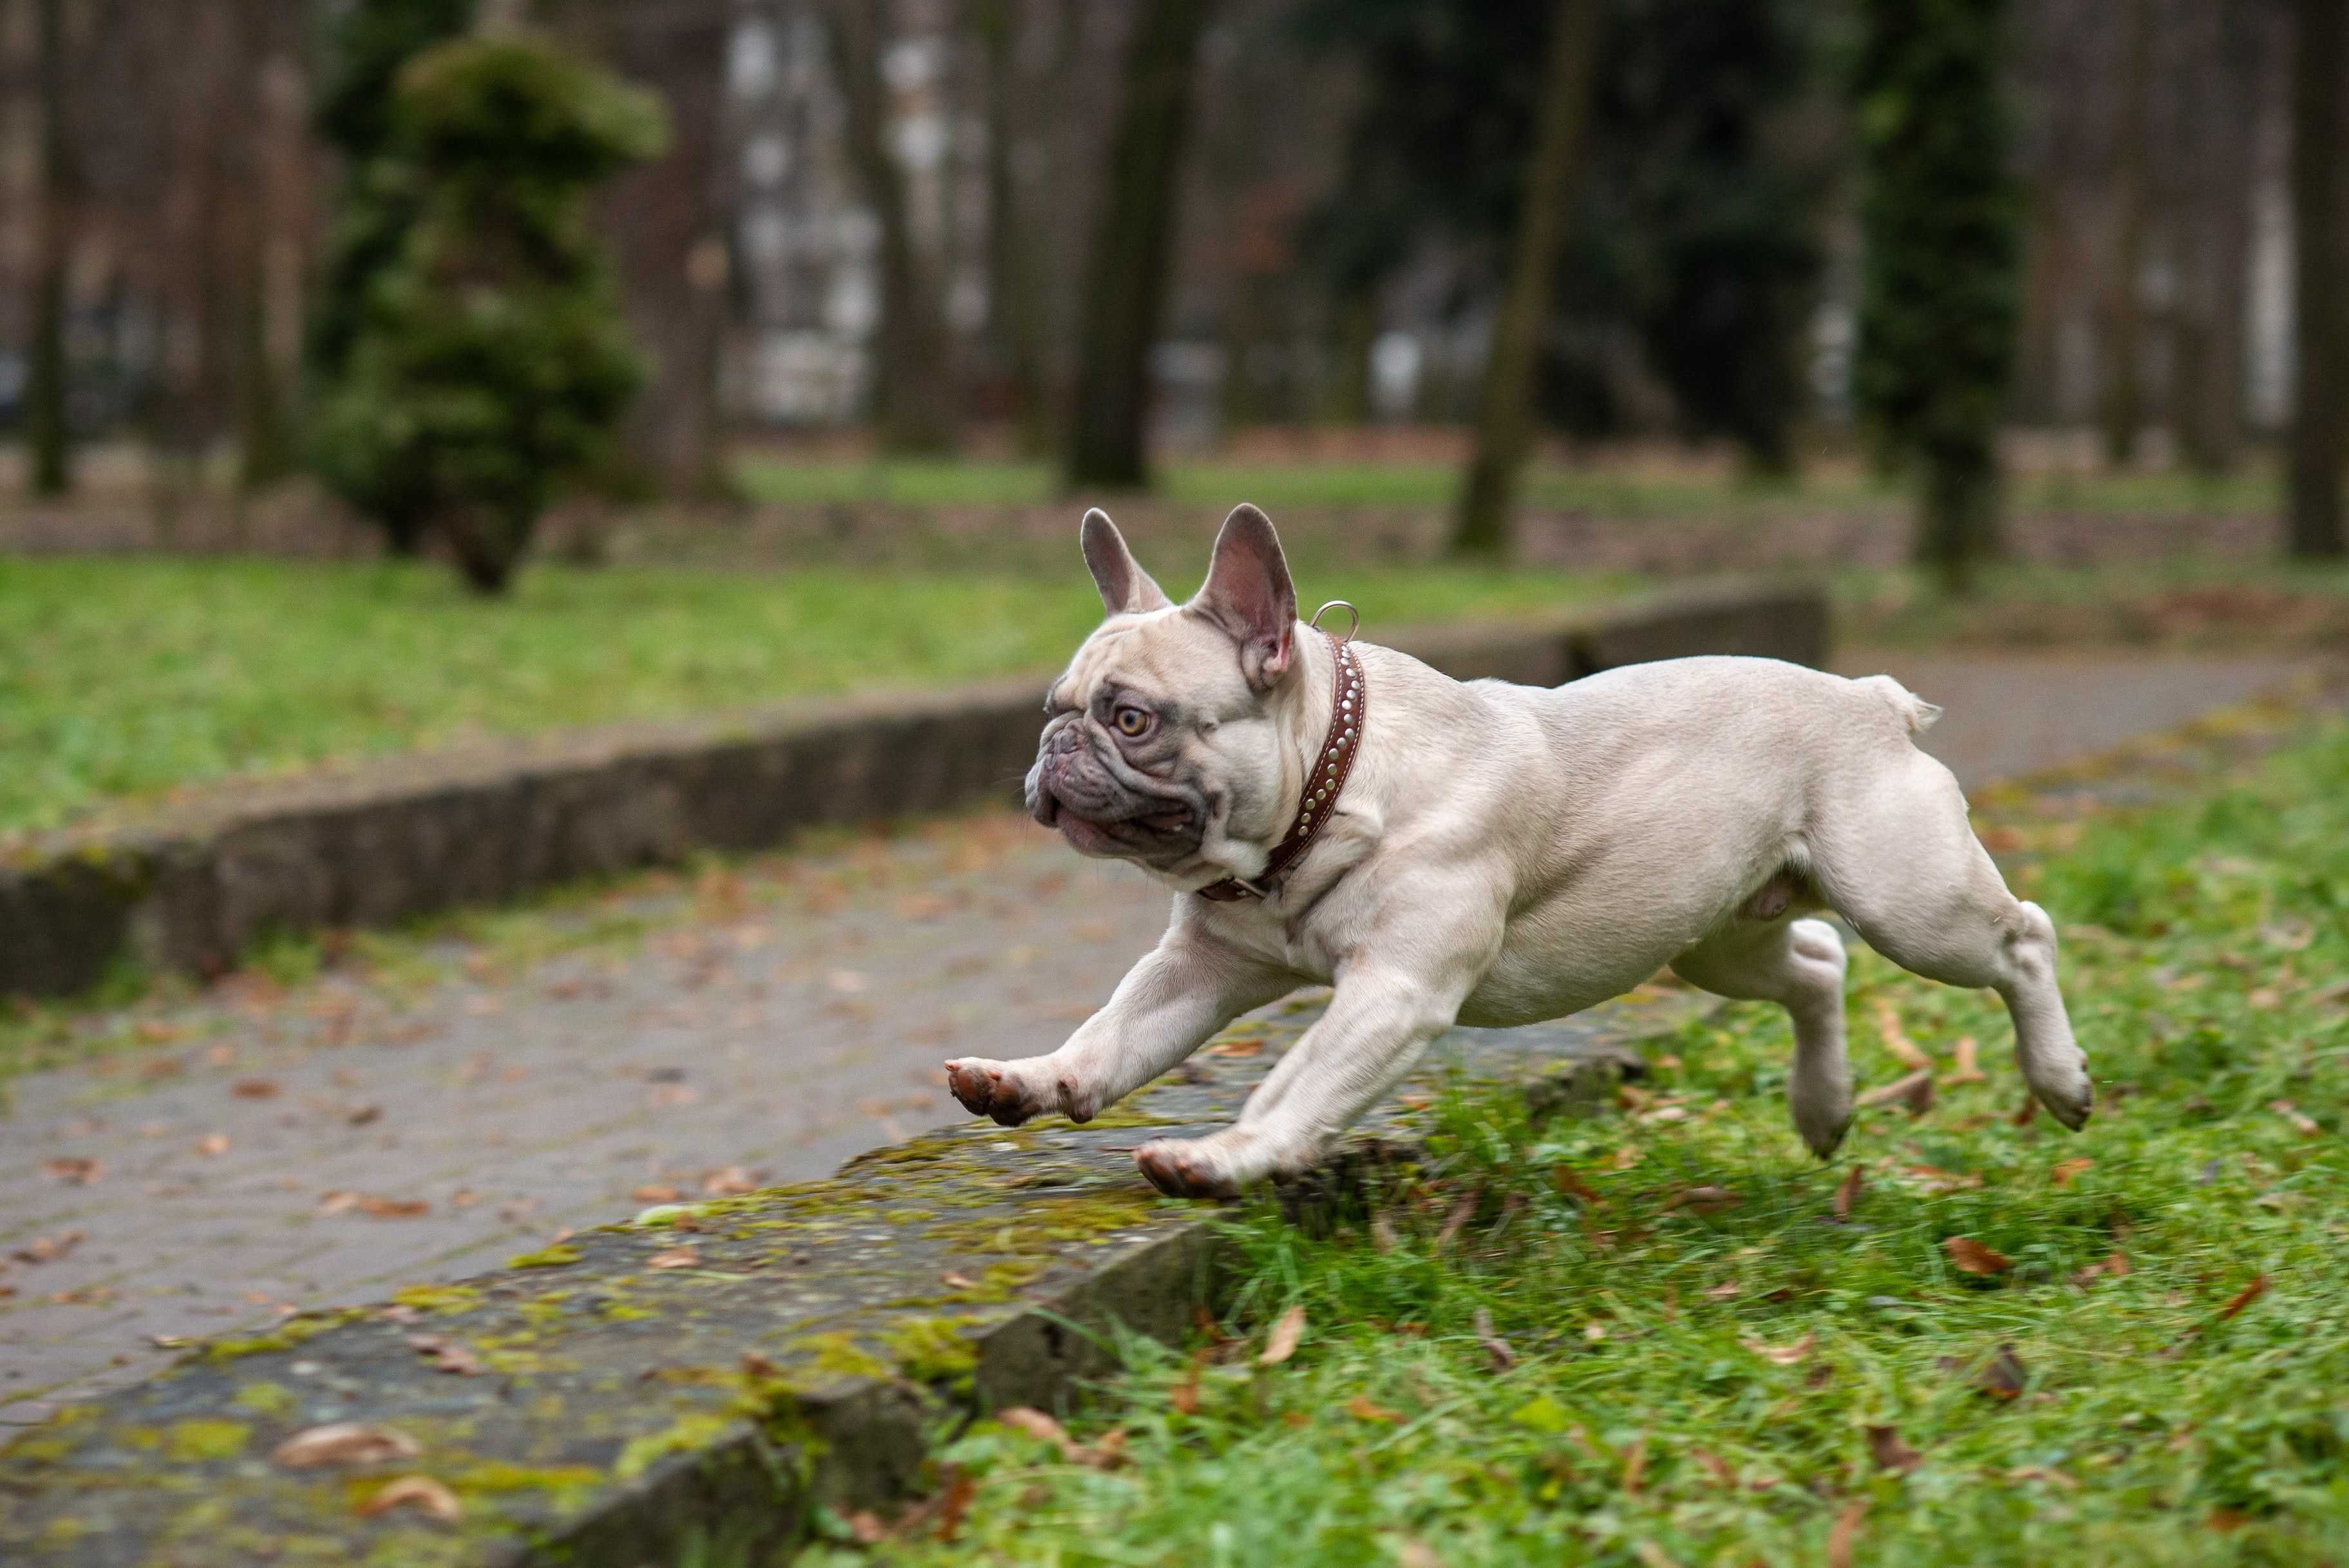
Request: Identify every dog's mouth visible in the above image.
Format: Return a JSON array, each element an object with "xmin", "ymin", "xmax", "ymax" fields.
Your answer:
[{"xmin": 1033, "ymin": 786, "xmax": 1199, "ymax": 861}]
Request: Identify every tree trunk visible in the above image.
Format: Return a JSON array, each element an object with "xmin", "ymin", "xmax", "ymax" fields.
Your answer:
[
  {"xmin": 2290, "ymin": 0, "xmax": 2346, "ymax": 558},
  {"xmin": 826, "ymin": 0, "xmax": 958, "ymax": 457},
  {"xmin": 2175, "ymin": 0, "xmax": 2255, "ymax": 475},
  {"xmin": 26, "ymin": 0, "xmax": 73, "ymax": 497},
  {"xmin": 1063, "ymin": 0, "xmax": 1218, "ymax": 491},
  {"xmin": 1449, "ymin": 0, "xmax": 1603, "ymax": 557},
  {"xmin": 2099, "ymin": 0, "xmax": 2151, "ymax": 467},
  {"xmin": 975, "ymin": 0, "xmax": 1052, "ymax": 456}
]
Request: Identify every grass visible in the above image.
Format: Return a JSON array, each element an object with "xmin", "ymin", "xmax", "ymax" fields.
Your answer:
[
  {"xmin": 829, "ymin": 717, "xmax": 2349, "ymax": 1566},
  {"xmin": 732, "ymin": 454, "xmax": 2283, "ymax": 517},
  {"xmin": 0, "ymin": 556, "xmax": 1628, "ymax": 837}
]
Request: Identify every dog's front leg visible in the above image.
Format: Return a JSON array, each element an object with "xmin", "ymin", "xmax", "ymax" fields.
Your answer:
[
  {"xmin": 946, "ymin": 932, "xmax": 1292, "ymax": 1128},
  {"xmin": 1133, "ymin": 954, "xmax": 1485, "ymax": 1200}
]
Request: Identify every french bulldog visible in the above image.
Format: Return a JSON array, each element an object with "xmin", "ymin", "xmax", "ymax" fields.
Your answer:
[{"xmin": 947, "ymin": 504, "xmax": 2090, "ymax": 1197}]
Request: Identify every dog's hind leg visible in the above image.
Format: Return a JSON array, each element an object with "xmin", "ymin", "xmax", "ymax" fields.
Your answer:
[
  {"xmin": 1672, "ymin": 916, "xmax": 1853, "ymax": 1157},
  {"xmin": 1806, "ymin": 752, "xmax": 2093, "ymax": 1129}
]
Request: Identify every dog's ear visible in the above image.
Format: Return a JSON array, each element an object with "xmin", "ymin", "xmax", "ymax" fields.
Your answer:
[
  {"xmin": 1191, "ymin": 503, "xmax": 1297, "ymax": 691},
  {"xmin": 1081, "ymin": 509, "xmax": 1172, "ymax": 616}
]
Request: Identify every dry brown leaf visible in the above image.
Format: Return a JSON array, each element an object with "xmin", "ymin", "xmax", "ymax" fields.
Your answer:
[
  {"xmin": 1858, "ymin": 1070, "xmax": 1936, "ymax": 1116},
  {"xmin": 1552, "ymin": 1167, "xmax": 1605, "ymax": 1206},
  {"xmin": 846, "ymin": 1510, "xmax": 890, "ymax": 1545},
  {"xmin": 194, "ymin": 1133, "xmax": 231, "ymax": 1157},
  {"xmin": 1943, "ymin": 1236, "xmax": 2014, "ymax": 1276},
  {"xmin": 2010, "ymin": 1096, "xmax": 2040, "ymax": 1127},
  {"xmin": 346, "ymin": 1104, "xmax": 382, "ymax": 1126},
  {"xmin": 41, "ymin": 1157, "xmax": 102, "ymax": 1184},
  {"xmin": 1832, "ymin": 1166, "xmax": 1864, "ymax": 1222},
  {"xmin": 2051, "ymin": 1157, "xmax": 2095, "ymax": 1187},
  {"xmin": 701, "ymin": 1166, "xmax": 760, "ymax": 1197},
  {"xmin": 1620, "ymin": 1433, "xmax": 1648, "ymax": 1496},
  {"xmin": 1169, "ymin": 1349, "xmax": 1208, "ymax": 1415},
  {"xmin": 1827, "ymin": 1499, "xmax": 1868, "ymax": 1568},
  {"xmin": 645, "ymin": 1248, "xmax": 701, "ymax": 1270},
  {"xmin": 1903, "ymin": 1163, "xmax": 1984, "ymax": 1193},
  {"xmin": 410, "ymin": 1337, "xmax": 483, "ymax": 1376},
  {"xmin": 995, "ymin": 1406, "xmax": 1070, "ymax": 1444},
  {"xmin": 2215, "ymin": 1273, "xmax": 2270, "ymax": 1321},
  {"xmin": 1866, "ymin": 1424, "xmax": 1923, "ymax": 1473},
  {"xmin": 1395, "ymin": 1540, "xmax": 1444, "ymax": 1568},
  {"xmin": 274, "ymin": 1422, "xmax": 422, "ymax": 1469},
  {"xmin": 316, "ymin": 1190, "xmax": 361, "ymax": 1216},
  {"xmin": 1630, "ymin": 1542, "xmax": 1679, "ymax": 1568},
  {"xmin": 1472, "ymin": 1307, "xmax": 1516, "ymax": 1371},
  {"xmin": 1203, "ymin": 1035, "xmax": 1265, "ymax": 1058},
  {"xmin": 2270, "ymin": 1100, "xmax": 2322, "ymax": 1137},
  {"xmin": 2006, "ymin": 1466, "xmax": 2080, "ymax": 1489},
  {"xmin": 358, "ymin": 1475, "xmax": 461, "ymax": 1524},
  {"xmin": 2071, "ymin": 1252, "xmax": 2131, "ymax": 1287},
  {"xmin": 1347, "ymin": 1394, "xmax": 1401, "ymax": 1423},
  {"xmin": 1688, "ymin": 1448, "xmax": 1735, "ymax": 1486},
  {"xmin": 12, "ymin": 1231, "xmax": 85, "ymax": 1265},
  {"xmin": 1703, "ymin": 1280, "xmax": 1741, "ymax": 1301},
  {"xmin": 1945, "ymin": 1035, "xmax": 1985, "ymax": 1084},
  {"xmin": 1434, "ymin": 1190, "xmax": 1482, "ymax": 1251},
  {"xmin": 358, "ymin": 1196, "xmax": 430, "ymax": 1219},
  {"xmin": 934, "ymin": 1468, "xmax": 976, "ymax": 1540},
  {"xmin": 1661, "ymin": 1185, "xmax": 1742, "ymax": 1216},
  {"xmin": 1938, "ymin": 1343, "xmax": 2028, "ymax": 1399},
  {"xmin": 1873, "ymin": 999, "xmax": 1934, "ymax": 1070},
  {"xmin": 631, "ymin": 1184, "xmax": 685, "ymax": 1205},
  {"xmin": 231, "ymin": 1079, "xmax": 281, "ymax": 1100},
  {"xmin": 1259, "ymin": 1305, "xmax": 1308, "ymax": 1366},
  {"xmin": 1742, "ymin": 1332, "xmax": 1816, "ymax": 1366}
]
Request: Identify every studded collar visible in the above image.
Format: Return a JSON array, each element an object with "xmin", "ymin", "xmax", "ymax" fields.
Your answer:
[{"xmin": 1196, "ymin": 625, "xmax": 1365, "ymax": 903}]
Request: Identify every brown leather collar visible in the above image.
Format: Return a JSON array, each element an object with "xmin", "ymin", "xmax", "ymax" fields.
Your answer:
[{"xmin": 1196, "ymin": 628, "xmax": 1365, "ymax": 903}]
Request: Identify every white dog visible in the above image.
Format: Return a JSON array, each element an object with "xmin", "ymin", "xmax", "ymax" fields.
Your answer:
[{"xmin": 947, "ymin": 505, "xmax": 2091, "ymax": 1196}]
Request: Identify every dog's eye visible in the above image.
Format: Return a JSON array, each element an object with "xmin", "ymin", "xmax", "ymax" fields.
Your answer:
[{"xmin": 1113, "ymin": 706, "xmax": 1151, "ymax": 737}]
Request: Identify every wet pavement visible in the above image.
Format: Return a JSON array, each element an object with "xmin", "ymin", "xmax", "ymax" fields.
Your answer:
[{"xmin": 0, "ymin": 648, "xmax": 2321, "ymax": 1423}]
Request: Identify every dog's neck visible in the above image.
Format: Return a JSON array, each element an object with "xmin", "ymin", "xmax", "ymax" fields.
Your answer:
[{"xmin": 1194, "ymin": 626, "xmax": 1362, "ymax": 902}]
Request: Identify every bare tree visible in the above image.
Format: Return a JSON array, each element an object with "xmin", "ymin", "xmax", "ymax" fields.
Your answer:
[
  {"xmin": 1064, "ymin": 0, "xmax": 1218, "ymax": 489},
  {"xmin": 2290, "ymin": 0, "xmax": 2344, "ymax": 558},
  {"xmin": 2097, "ymin": 0, "xmax": 2151, "ymax": 465},
  {"xmin": 1450, "ymin": 0, "xmax": 1604, "ymax": 558},
  {"xmin": 972, "ymin": 0, "xmax": 1051, "ymax": 454},
  {"xmin": 24, "ymin": 0, "xmax": 73, "ymax": 496}
]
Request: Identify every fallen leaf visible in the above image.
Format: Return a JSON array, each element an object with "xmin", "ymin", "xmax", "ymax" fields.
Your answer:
[
  {"xmin": 194, "ymin": 1133, "xmax": 231, "ymax": 1157},
  {"xmin": 1630, "ymin": 1542, "xmax": 1679, "ymax": 1568},
  {"xmin": 358, "ymin": 1196, "xmax": 430, "ymax": 1219},
  {"xmin": 701, "ymin": 1166, "xmax": 760, "ymax": 1197},
  {"xmin": 845, "ymin": 1509, "xmax": 889, "ymax": 1544},
  {"xmin": 934, "ymin": 1468, "xmax": 975, "ymax": 1540},
  {"xmin": 1259, "ymin": 1305, "xmax": 1307, "ymax": 1366},
  {"xmin": 1472, "ymin": 1307, "xmax": 1516, "ymax": 1371},
  {"xmin": 2005, "ymin": 1466, "xmax": 2080, "ymax": 1489},
  {"xmin": 1945, "ymin": 1035, "xmax": 1985, "ymax": 1084},
  {"xmin": 316, "ymin": 1190, "xmax": 361, "ymax": 1215},
  {"xmin": 1873, "ymin": 1000, "xmax": 1933, "ymax": 1070},
  {"xmin": 2270, "ymin": 1100, "xmax": 2322, "ymax": 1138},
  {"xmin": 2051, "ymin": 1157, "xmax": 2095, "ymax": 1187},
  {"xmin": 646, "ymin": 1248, "xmax": 700, "ymax": 1270},
  {"xmin": 1688, "ymin": 1448, "xmax": 1735, "ymax": 1486},
  {"xmin": 1866, "ymin": 1424, "xmax": 1923, "ymax": 1473},
  {"xmin": 940, "ymin": 1271, "xmax": 979, "ymax": 1290},
  {"xmin": 1620, "ymin": 1433, "xmax": 1648, "ymax": 1495},
  {"xmin": 1827, "ymin": 1498, "xmax": 1867, "ymax": 1568},
  {"xmin": 1169, "ymin": 1349, "xmax": 1207, "ymax": 1415},
  {"xmin": 1347, "ymin": 1394, "xmax": 1401, "ymax": 1423},
  {"xmin": 1903, "ymin": 1162, "xmax": 1983, "ymax": 1193},
  {"xmin": 274, "ymin": 1422, "xmax": 422, "ymax": 1468},
  {"xmin": 1938, "ymin": 1343, "xmax": 2027, "ymax": 1399},
  {"xmin": 1433, "ymin": 1190, "xmax": 1482, "ymax": 1250},
  {"xmin": 231, "ymin": 1079, "xmax": 281, "ymax": 1099},
  {"xmin": 1703, "ymin": 1280, "xmax": 1742, "ymax": 1301},
  {"xmin": 42, "ymin": 1157, "xmax": 102, "ymax": 1184},
  {"xmin": 12, "ymin": 1231, "xmax": 85, "ymax": 1265},
  {"xmin": 995, "ymin": 1406, "xmax": 1069, "ymax": 1444},
  {"xmin": 346, "ymin": 1104, "xmax": 382, "ymax": 1126},
  {"xmin": 632, "ymin": 1184, "xmax": 685, "ymax": 1205},
  {"xmin": 409, "ymin": 1337, "xmax": 483, "ymax": 1376},
  {"xmin": 358, "ymin": 1475, "xmax": 461, "ymax": 1523},
  {"xmin": 1612, "ymin": 1143, "xmax": 1643, "ymax": 1171},
  {"xmin": 1661, "ymin": 1185, "xmax": 1742, "ymax": 1216},
  {"xmin": 1396, "ymin": 1540, "xmax": 1444, "ymax": 1568},
  {"xmin": 1742, "ymin": 1332, "xmax": 1816, "ymax": 1366},
  {"xmin": 1552, "ymin": 1167, "xmax": 1604, "ymax": 1206},
  {"xmin": 2214, "ymin": 1273, "xmax": 2269, "ymax": 1321},
  {"xmin": 1858, "ymin": 1070, "xmax": 1935, "ymax": 1115},
  {"xmin": 1203, "ymin": 1034, "xmax": 1265, "ymax": 1057},
  {"xmin": 1832, "ymin": 1166, "xmax": 1864, "ymax": 1222},
  {"xmin": 2071, "ymin": 1252, "xmax": 2131, "ymax": 1287},
  {"xmin": 2010, "ymin": 1096, "xmax": 2040, "ymax": 1127},
  {"xmin": 1943, "ymin": 1236, "xmax": 2014, "ymax": 1275}
]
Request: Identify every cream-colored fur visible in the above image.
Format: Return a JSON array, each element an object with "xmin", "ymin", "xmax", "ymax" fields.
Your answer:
[{"xmin": 947, "ymin": 506, "xmax": 2090, "ymax": 1196}]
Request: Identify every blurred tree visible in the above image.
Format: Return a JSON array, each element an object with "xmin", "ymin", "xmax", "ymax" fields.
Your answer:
[
  {"xmin": 2290, "ymin": 0, "xmax": 2344, "ymax": 560},
  {"xmin": 1852, "ymin": 0, "xmax": 2023, "ymax": 593},
  {"xmin": 1065, "ymin": 0, "xmax": 1220, "ymax": 489},
  {"xmin": 824, "ymin": 0, "xmax": 959, "ymax": 456},
  {"xmin": 972, "ymin": 0, "xmax": 1053, "ymax": 456},
  {"xmin": 2096, "ymin": 0, "xmax": 2149, "ymax": 467},
  {"xmin": 312, "ymin": 0, "xmax": 479, "ymax": 550},
  {"xmin": 25, "ymin": 0, "xmax": 75, "ymax": 496},
  {"xmin": 313, "ymin": 34, "xmax": 665, "ymax": 592},
  {"xmin": 1453, "ymin": 0, "xmax": 1603, "ymax": 557},
  {"xmin": 1300, "ymin": 0, "xmax": 1830, "ymax": 548}
]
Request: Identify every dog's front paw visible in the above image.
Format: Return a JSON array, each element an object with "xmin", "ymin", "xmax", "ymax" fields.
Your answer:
[{"xmin": 945, "ymin": 1058, "xmax": 1045, "ymax": 1127}]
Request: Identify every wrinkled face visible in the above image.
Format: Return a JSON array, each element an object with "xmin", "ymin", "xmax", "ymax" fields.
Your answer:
[
  {"xmin": 1026, "ymin": 610, "xmax": 1284, "ymax": 876},
  {"xmin": 1025, "ymin": 504, "xmax": 1303, "ymax": 882}
]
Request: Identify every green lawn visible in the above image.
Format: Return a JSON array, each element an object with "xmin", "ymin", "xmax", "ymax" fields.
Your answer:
[
  {"xmin": 842, "ymin": 719, "xmax": 2349, "ymax": 1567},
  {"xmin": 0, "ymin": 556, "xmax": 1629, "ymax": 838},
  {"xmin": 733, "ymin": 453, "xmax": 2281, "ymax": 517}
]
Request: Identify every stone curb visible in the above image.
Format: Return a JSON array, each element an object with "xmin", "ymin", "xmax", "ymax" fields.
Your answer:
[
  {"xmin": 0, "ymin": 992, "xmax": 1708, "ymax": 1565},
  {"xmin": 0, "ymin": 578, "xmax": 1825, "ymax": 998}
]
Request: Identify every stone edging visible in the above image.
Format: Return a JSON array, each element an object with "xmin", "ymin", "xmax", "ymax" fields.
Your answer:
[
  {"xmin": 0, "ymin": 578, "xmax": 1825, "ymax": 997},
  {"xmin": 0, "ymin": 993, "xmax": 1704, "ymax": 1565}
]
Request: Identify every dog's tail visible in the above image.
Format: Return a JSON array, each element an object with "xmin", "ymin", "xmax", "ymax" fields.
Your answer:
[{"xmin": 1856, "ymin": 673, "xmax": 1942, "ymax": 733}]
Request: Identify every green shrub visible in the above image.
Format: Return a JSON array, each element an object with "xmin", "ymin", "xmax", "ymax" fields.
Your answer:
[{"xmin": 314, "ymin": 34, "xmax": 666, "ymax": 593}]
